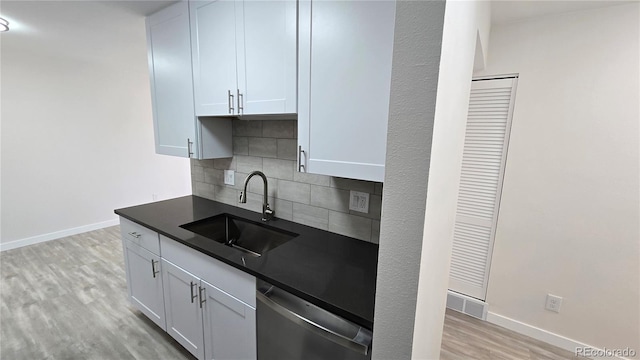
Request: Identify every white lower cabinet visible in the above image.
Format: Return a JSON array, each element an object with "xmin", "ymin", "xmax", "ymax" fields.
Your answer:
[
  {"xmin": 202, "ymin": 279, "xmax": 256, "ymax": 360},
  {"xmin": 160, "ymin": 234, "xmax": 257, "ymax": 360},
  {"xmin": 162, "ymin": 259, "xmax": 206, "ymax": 359},
  {"xmin": 122, "ymin": 239, "xmax": 166, "ymax": 330},
  {"xmin": 120, "ymin": 217, "xmax": 256, "ymax": 360}
]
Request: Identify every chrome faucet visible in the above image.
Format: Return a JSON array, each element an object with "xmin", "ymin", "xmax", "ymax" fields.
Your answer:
[{"xmin": 239, "ymin": 171, "xmax": 274, "ymax": 222}]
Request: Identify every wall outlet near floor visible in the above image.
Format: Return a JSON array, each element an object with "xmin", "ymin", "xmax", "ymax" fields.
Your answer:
[
  {"xmin": 224, "ymin": 170, "xmax": 235, "ymax": 185},
  {"xmin": 545, "ymin": 294, "xmax": 563, "ymax": 313},
  {"xmin": 349, "ymin": 191, "xmax": 370, "ymax": 213}
]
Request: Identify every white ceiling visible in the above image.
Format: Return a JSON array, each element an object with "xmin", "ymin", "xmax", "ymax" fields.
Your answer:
[
  {"xmin": 0, "ymin": 0, "xmax": 640, "ymax": 31},
  {"xmin": 491, "ymin": 0, "xmax": 637, "ymax": 24},
  {"xmin": 100, "ymin": 0, "xmax": 179, "ymax": 16}
]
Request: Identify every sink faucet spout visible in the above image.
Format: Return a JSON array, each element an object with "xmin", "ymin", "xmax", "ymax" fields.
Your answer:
[{"xmin": 239, "ymin": 171, "xmax": 274, "ymax": 222}]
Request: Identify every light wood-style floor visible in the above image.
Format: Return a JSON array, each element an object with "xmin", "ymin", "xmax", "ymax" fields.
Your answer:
[{"xmin": 0, "ymin": 226, "xmax": 578, "ymax": 359}]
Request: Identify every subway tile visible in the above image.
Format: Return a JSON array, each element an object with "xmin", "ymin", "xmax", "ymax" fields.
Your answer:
[
  {"xmin": 249, "ymin": 138, "xmax": 278, "ymax": 158},
  {"xmin": 293, "ymin": 171, "xmax": 331, "ymax": 187},
  {"xmin": 204, "ymin": 168, "xmax": 224, "ymax": 185},
  {"xmin": 236, "ymin": 191, "xmax": 264, "ymax": 213},
  {"xmin": 274, "ymin": 199, "xmax": 293, "ymax": 221},
  {"xmin": 236, "ymin": 155, "xmax": 263, "ymax": 173},
  {"xmin": 233, "ymin": 137, "xmax": 249, "ymax": 155},
  {"xmin": 194, "ymin": 182, "xmax": 215, "ymax": 200},
  {"xmin": 263, "ymin": 158, "xmax": 294, "ymax": 181},
  {"xmin": 371, "ymin": 220, "xmax": 381, "ymax": 244},
  {"xmin": 233, "ymin": 172, "xmax": 248, "ymax": 190},
  {"xmin": 191, "ymin": 165, "xmax": 205, "ymax": 183},
  {"xmin": 374, "ymin": 182, "xmax": 384, "ymax": 195},
  {"xmin": 328, "ymin": 211, "xmax": 372, "ymax": 242},
  {"xmin": 262, "ymin": 120, "xmax": 296, "ymax": 138},
  {"xmin": 277, "ymin": 180, "xmax": 310, "ymax": 204},
  {"xmin": 310, "ymin": 185, "xmax": 349, "ymax": 213},
  {"xmin": 277, "ymin": 139, "xmax": 297, "ymax": 160},
  {"xmin": 349, "ymin": 194, "xmax": 382, "ymax": 220},
  {"xmin": 330, "ymin": 177, "xmax": 375, "ymax": 193},
  {"xmin": 213, "ymin": 157, "xmax": 236, "ymax": 170},
  {"xmin": 292, "ymin": 203, "xmax": 329, "ymax": 230},
  {"xmin": 194, "ymin": 159, "xmax": 215, "ymax": 168},
  {"xmin": 247, "ymin": 176, "xmax": 278, "ymax": 199},
  {"xmin": 214, "ymin": 185, "xmax": 238, "ymax": 206},
  {"xmin": 233, "ymin": 120, "xmax": 262, "ymax": 137}
]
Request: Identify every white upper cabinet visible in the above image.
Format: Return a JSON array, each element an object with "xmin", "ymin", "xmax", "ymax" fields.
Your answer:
[
  {"xmin": 147, "ymin": 1, "xmax": 232, "ymax": 159},
  {"xmin": 147, "ymin": 1, "xmax": 199, "ymax": 158},
  {"xmin": 298, "ymin": 0, "xmax": 396, "ymax": 182},
  {"xmin": 190, "ymin": 0, "xmax": 238, "ymax": 116},
  {"xmin": 237, "ymin": 0, "xmax": 297, "ymax": 115},
  {"xmin": 191, "ymin": 0, "xmax": 297, "ymax": 117}
]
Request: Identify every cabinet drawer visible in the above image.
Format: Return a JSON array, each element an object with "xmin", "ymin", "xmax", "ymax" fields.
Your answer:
[
  {"xmin": 160, "ymin": 235, "xmax": 256, "ymax": 307},
  {"xmin": 120, "ymin": 217, "xmax": 161, "ymax": 255}
]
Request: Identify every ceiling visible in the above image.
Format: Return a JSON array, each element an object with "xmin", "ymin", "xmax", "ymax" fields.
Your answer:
[
  {"xmin": 100, "ymin": 0, "xmax": 179, "ymax": 16},
  {"xmin": 2, "ymin": 0, "xmax": 635, "ymax": 29},
  {"xmin": 491, "ymin": 0, "xmax": 636, "ymax": 24}
]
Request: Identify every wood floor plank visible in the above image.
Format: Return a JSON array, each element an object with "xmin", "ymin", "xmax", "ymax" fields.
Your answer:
[
  {"xmin": 1, "ymin": 226, "xmax": 579, "ymax": 359},
  {"xmin": 0, "ymin": 226, "xmax": 195, "ymax": 360}
]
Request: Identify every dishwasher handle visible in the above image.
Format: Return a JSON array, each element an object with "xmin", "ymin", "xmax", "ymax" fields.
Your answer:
[{"xmin": 257, "ymin": 288, "xmax": 372, "ymax": 355}]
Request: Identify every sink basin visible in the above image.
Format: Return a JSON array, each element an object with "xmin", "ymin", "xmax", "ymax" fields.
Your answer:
[{"xmin": 180, "ymin": 213, "xmax": 298, "ymax": 257}]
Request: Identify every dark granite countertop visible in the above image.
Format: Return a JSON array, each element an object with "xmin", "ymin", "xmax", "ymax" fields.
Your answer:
[{"xmin": 114, "ymin": 195, "xmax": 378, "ymax": 330}]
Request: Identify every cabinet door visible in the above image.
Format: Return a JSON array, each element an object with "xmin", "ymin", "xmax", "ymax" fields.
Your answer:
[
  {"xmin": 147, "ymin": 1, "xmax": 198, "ymax": 158},
  {"xmin": 123, "ymin": 240, "xmax": 166, "ymax": 330},
  {"xmin": 298, "ymin": 0, "xmax": 396, "ymax": 182},
  {"xmin": 236, "ymin": 0, "xmax": 297, "ymax": 115},
  {"xmin": 191, "ymin": 0, "xmax": 239, "ymax": 116},
  {"xmin": 202, "ymin": 280, "xmax": 256, "ymax": 360},
  {"xmin": 162, "ymin": 259, "xmax": 205, "ymax": 359}
]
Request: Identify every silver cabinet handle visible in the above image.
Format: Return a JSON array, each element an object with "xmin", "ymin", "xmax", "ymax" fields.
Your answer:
[
  {"xmin": 190, "ymin": 281, "xmax": 197, "ymax": 303},
  {"xmin": 151, "ymin": 259, "xmax": 159, "ymax": 278},
  {"xmin": 228, "ymin": 90, "xmax": 234, "ymax": 114},
  {"xmin": 298, "ymin": 146, "xmax": 306, "ymax": 172},
  {"xmin": 128, "ymin": 232, "xmax": 141, "ymax": 239},
  {"xmin": 187, "ymin": 138, "xmax": 194, "ymax": 158},
  {"xmin": 237, "ymin": 89, "xmax": 243, "ymax": 115},
  {"xmin": 198, "ymin": 286, "xmax": 206, "ymax": 308}
]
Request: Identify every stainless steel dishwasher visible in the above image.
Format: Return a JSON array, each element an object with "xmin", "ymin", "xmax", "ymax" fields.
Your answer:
[{"xmin": 256, "ymin": 280, "xmax": 373, "ymax": 360}]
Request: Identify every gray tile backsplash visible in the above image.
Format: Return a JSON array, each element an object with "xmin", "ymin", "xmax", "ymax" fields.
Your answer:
[{"xmin": 191, "ymin": 120, "xmax": 382, "ymax": 243}]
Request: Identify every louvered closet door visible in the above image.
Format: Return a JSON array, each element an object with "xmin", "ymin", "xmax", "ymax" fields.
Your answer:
[{"xmin": 449, "ymin": 77, "xmax": 517, "ymax": 300}]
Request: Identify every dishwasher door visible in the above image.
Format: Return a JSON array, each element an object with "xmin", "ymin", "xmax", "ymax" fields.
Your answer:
[{"xmin": 256, "ymin": 281, "xmax": 373, "ymax": 360}]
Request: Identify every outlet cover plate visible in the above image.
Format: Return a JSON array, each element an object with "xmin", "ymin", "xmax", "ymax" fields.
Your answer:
[
  {"xmin": 224, "ymin": 170, "xmax": 235, "ymax": 185},
  {"xmin": 545, "ymin": 294, "xmax": 563, "ymax": 313},
  {"xmin": 349, "ymin": 191, "xmax": 370, "ymax": 213}
]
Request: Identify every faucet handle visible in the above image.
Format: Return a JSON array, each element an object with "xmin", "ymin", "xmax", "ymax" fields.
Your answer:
[{"xmin": 239, "ymin": 191, "xmax": 246, "ymax": 203}]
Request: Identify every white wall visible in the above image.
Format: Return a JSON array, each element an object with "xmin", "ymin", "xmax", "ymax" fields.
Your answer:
[
  {"xmin": 476, "ymin": 3, "xmax": 639, "ymax": 353},
  {"xmin": 1, "ymin": 1, "xmax": 191, "ymax": 248},
  {"xmin": 412, "ymin": 1, "xmax": 491, "ymax": 358}
]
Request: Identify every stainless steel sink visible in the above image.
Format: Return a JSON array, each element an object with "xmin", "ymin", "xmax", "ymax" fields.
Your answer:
[{"xmin": 180, "ymin": 214, "xmax": 298, "ymax": 257}]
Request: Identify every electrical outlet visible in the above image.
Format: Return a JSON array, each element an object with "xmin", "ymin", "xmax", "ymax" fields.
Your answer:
[
  {"xmin": 545, "ymin": 294, "xmax": 563, "ymax": 313},
  {"xmin": 152, "ymin": 193, "xmax": 158, "ymax": 201},
  {"xmin": 349, "ymin": 191, "xmax": 370, "ymax": 213},
  {"xmin": 224, "ymin": 170, "xmax": 235, "ymax": 185}
]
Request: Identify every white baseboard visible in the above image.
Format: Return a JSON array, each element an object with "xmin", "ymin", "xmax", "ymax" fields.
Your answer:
[
  {"xmin": 486, "ymin": 312, "xmax": 632, "ymax": 360},
  {"xmin": 0, "ymin": 219, "xmax": 120, "ymax": 252}
]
